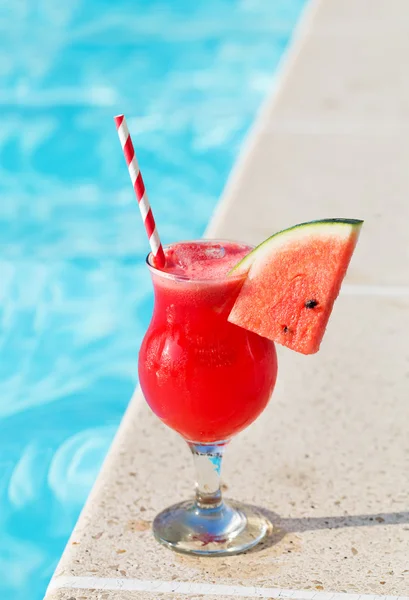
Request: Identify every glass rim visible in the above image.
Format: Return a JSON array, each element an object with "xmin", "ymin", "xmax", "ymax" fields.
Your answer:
[{"xmin": 146, "ymin": 239, "xmax": 253, "ymax": 284}]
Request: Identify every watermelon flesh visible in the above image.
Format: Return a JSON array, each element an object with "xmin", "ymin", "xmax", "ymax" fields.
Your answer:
[{"xmin": 228, "ymin": 219, "xmax": 363, "ymax": 355}]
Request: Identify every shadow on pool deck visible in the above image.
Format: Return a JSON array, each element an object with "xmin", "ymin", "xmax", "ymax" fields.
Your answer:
[{"xmin": 247, "ymin": 506, "xmax": 409, "ymax": 554}]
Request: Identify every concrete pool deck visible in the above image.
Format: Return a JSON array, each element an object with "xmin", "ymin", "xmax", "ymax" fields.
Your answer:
[{"xmin": 45, "ymin": 0, "xmax": 409, "ymax": 598}]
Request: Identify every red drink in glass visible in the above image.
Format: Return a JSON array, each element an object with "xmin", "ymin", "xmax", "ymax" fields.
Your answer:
[
  {"xmin": 139, "ymin": 240, "xmax": 277, "ymax": 442},
  {"xmin": 138, "ymin": 240, "xmax": 278, "ymax": 556}
]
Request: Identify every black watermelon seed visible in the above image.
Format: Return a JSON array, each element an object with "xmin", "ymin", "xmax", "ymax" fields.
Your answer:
[
  {"xmin": 283, "ymin": 326, "xmax": 289, "ymax": 333},
  {"xmin": 305, "ymin": 299, "xmax": 318, "ymax": 309}
]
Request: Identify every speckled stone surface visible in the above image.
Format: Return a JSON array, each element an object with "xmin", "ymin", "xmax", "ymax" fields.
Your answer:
[
  {"xmin": 46, "ymin": 0, "xmax": 409, "ymax": 597},
  {"xmin": 47, "ymin": 593, "xmax": 237, "ymax": 600}
]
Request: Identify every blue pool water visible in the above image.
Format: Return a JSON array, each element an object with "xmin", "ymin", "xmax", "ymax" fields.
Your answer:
[{"xmin": 0, "ymin": 1, "xmax": 306, "ymax": 598}]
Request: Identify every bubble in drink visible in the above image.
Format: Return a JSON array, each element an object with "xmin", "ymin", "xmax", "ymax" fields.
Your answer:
[{"xmin": 203, "ymin": 244, "xmax": 226, "ymax": 259}]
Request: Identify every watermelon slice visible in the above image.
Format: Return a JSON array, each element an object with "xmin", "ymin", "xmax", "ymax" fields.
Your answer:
[{"xmin": 228, "ymin": 219, "xmax": 363, "ymax": 355}]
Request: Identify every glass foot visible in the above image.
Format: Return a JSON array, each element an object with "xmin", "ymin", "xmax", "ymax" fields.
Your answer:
[{"xmin": 153, "ymin": 499, "xmax": 271, "ymax": 556}]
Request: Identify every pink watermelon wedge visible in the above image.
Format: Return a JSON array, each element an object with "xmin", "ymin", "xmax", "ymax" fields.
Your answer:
[{"xmin": 228, "ymin": 219, "xmax": 363, "ymax": 355}]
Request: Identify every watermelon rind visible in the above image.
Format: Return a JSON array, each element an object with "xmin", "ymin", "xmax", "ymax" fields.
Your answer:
[{"xmin": 229, "ymin": 218, "xmax": 363, "ymax": 277}]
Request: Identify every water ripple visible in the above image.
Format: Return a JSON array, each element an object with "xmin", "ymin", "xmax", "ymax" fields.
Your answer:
[
  {"xmin": 48, "ymin": 427, "xmax": 117, "ymax": 505},
  {"xmin": 9, "ymin": 444, "xmax": 53, "ymax": 509}
]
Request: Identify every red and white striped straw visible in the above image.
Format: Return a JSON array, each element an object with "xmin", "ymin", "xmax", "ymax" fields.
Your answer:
[{"xmin": 114, "ymin": 114, "xmax": 166, "ymax": 268}]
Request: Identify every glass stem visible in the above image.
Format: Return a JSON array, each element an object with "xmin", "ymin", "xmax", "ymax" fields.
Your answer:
[{"xmin": 188, "ymin": 441, "xmax": 227, "ymax": 510}]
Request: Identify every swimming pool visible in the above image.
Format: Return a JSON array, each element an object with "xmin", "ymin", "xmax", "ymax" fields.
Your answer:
[{"xmin": 0, "ymin": 1, "xmax": 307, "ymax": 598}]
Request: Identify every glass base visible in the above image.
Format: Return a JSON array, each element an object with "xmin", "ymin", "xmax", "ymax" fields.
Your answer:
[{"xmin": 153, "ymin": 498, "xmax": 271, "ymax": 556}]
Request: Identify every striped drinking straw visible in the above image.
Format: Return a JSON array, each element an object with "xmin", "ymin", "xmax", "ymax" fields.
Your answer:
[{"xmin": 114, "ymin": 114, "xmax": 166, "ymax": 268}]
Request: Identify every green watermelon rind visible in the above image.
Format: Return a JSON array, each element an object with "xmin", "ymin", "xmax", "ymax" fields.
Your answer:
[{"xmin": 229, "ymin": 218, "xmax": 363, "ymax": 276}]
